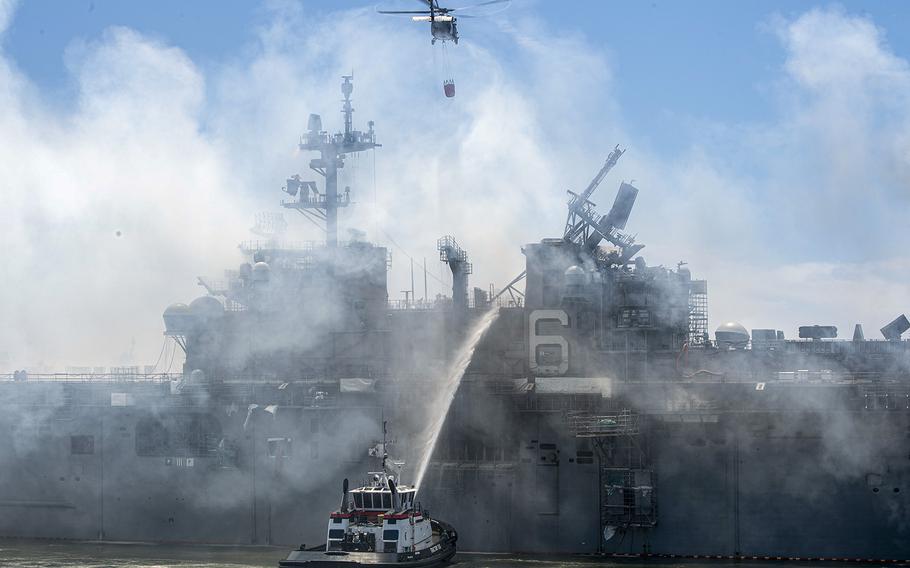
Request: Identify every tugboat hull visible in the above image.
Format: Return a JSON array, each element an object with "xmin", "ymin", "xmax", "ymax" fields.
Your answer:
[{"xmin": 280, "ymin": 537, "xmax": 456, "ymax": 567}]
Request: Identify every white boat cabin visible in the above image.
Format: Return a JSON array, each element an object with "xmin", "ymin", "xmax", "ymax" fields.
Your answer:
[
  {"xmin": 326, "ymin": 473, "xmax": 433, "ymax": 554},
  {"xmin": 351, "ymin": 485, "xmax": 416, "ymax": 512}
]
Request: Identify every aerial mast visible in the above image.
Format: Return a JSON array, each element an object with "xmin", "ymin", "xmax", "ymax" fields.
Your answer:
[{"xmin": 282, "ymin": 75, "xmax": 381, "ymax": 247}]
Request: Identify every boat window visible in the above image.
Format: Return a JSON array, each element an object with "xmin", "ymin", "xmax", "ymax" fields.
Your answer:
[
  {"xmin": 366, "ymin": 493, "xmax": 375, "ymax": 509},
  {"xmin": 332, "ymin": 517, "xmax": 343, "ymax": 524},
  {"xmin": 387, "ymin": 518, "xmax": 397, "ymax": 525},
  {"xmin": 383, "ymin": 530, "xmax": 399, "ymax": 541},
  {"xmin": 353, "ymin": 493, "xmax": 363, "ymax": 508},
  {"xmin": 328, "ymin": 529, "xmax": 345, "ymax": 539},
  {"xmin": 382, "ymin": 493, "xmax": 392, "ymax": 509}
]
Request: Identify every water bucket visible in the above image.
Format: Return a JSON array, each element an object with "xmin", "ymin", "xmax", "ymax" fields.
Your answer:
[{"xmin": 443, "ymin": 80, "xmax": 455, "ymax": 98}]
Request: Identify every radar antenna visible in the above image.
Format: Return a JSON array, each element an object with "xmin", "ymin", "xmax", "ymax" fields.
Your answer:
[{"xmin": 282, "ymin": 75, "xmax": 381, "ymax": 246}]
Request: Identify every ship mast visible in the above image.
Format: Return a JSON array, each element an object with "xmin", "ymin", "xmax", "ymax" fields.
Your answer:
[{"xmin": 283, "ymin": 75, "xmax": 381, "ymax": 246}]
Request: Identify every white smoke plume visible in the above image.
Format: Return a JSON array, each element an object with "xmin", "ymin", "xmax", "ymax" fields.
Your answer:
[{"xmin": 1, "ymin": 3, "xmax": 908, "ymax": 370}]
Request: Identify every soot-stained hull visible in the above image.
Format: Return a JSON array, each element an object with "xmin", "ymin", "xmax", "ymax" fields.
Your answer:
[{"xmin": 2, "ymin": 380, "xmax": 907, "ymax": 559}]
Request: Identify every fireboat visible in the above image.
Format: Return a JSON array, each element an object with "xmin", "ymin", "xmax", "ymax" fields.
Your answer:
[{"xmin": 279, "ymin": 427, "xmax": 458, "ymax": 567}]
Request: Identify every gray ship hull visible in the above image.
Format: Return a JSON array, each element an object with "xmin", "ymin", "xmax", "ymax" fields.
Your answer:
[{"xmin": 1, "ymin": 377, "xmax": 907, "ymax": 559}]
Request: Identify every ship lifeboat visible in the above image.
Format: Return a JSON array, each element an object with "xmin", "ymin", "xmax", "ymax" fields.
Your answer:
[{"xmin": 443, "ymin": 79, "xmax": 455, "ymax": 98}]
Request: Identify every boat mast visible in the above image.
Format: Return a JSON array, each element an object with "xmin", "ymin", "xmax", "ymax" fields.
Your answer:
[{"xmin": 381, "ymin": 420, "xmax": 388, "ymax": 472}]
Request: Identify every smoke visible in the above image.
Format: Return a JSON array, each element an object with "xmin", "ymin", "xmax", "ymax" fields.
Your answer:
[
  {"xmin": 0, "ymin": 25, "xmax": 253, "ymax": 370},
  {"xmin": 631, "ymin": 7, "xmax": 910, "ymax": 338},
  {"xmin": 0, "ymin": 1, "xmax": 907, "ymax": 552},
  {"xmin": 1, "ymin": 5, "xmax": 908, "ymax": 365},
  {"xmin": 0, "ymin": 0, "xmax": 15, "ymax": 36}
]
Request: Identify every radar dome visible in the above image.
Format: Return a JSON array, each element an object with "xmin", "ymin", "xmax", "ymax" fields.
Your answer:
[
  {"xmin": 189, "ymin": 296, "xmax": 224, "ymax": 320},
  {"xmin": 162, "ymin": 303, "xmax": 194, "ymax": 334},
  {"xmin": 715, "ymin": 321, "xmax": 749, "ymax": 348},
  {"xmin": 252, "ymin": 261, "xmax": 271, "ymax": 283},
  {"xmin": 564, "ymin": 265, "xmax": 587, "ymax": 287}
]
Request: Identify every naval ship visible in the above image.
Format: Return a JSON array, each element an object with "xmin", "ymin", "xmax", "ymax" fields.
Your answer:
[{"xmin": 1, "ymin": 76, "xmax": 909, "ymax": 560}]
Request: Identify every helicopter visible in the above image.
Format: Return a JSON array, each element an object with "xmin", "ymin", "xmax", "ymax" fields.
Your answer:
[{"xmin": 377, "ymin": 0, "xmax": 510, "ymax": 45}]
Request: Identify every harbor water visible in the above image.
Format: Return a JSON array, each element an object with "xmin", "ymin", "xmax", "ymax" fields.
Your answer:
[{"xmin": 0, "ymin": 540, "xmax": 895, "ymax": 568}]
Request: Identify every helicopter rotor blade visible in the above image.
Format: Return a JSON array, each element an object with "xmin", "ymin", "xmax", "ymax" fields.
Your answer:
[
  {"xmin": 449, "ymin": 0, "xmax": 510, "ymax": 13},
  {"xmin": 377, "ymin": 10, "xmax": 433, "ymax": 14}
]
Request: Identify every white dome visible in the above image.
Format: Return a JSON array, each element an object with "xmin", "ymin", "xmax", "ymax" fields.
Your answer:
[
  {"xmin": 715, "ymin": 321, "xmax": 749, "ymax": 347},
  {"xmin": 163, "ymin": 302, "xmax": 190, "ymax": 315},
  {"xmin": 564, "ymin": 265, "xmax": 587, "ymax": 287},
  {"xmin": 162, "ymin": 303, "xmax": 194, "ymax": 333},
  {"xmin": 252, "ymin": 261, "xmax": 271, "ymax": 282},
  {"xmin": 716, "ymin": 321, "xmax": 748, "ymax": 335},
  {"xmin": 189, "ymin": 296, "xmax": 224, "ymax": 320}
]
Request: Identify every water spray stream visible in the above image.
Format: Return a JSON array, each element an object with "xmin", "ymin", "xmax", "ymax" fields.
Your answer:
[{"xmin": 413, "ymin": 307, "xmax": 500, "ymax": 492}]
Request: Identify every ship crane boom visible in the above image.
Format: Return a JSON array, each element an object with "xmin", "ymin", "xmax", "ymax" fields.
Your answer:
[
  {"xmin": 562, "ymin": 145, "xmax": 643, "ymax": 263},
  {"xmin": 563, "ymin": 144, "xmax": 625, "ymax": 242}
]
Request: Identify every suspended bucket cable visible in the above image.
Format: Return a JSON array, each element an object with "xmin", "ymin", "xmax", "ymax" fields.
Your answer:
[{"xmin": 441, "ymin": 41, "xmax": 455, "ymax": 98}]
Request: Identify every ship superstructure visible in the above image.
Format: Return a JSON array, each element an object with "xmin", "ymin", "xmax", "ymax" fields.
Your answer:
[{"xmin": 1, "ymin": 76, "xmax": 909, "ymax": 561}]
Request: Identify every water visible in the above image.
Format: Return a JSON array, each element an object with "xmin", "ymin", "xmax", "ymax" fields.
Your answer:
[
  {"xmin": 412, "ymin": 308, "xmax": 500, "ymax": 491},
  {"xmin": 0, "ymin": 540, "xmax": 283, "ymax": 567},
  {"xmin": 0, "ymin": 540, "xmax": 862, "ymax": 568}
]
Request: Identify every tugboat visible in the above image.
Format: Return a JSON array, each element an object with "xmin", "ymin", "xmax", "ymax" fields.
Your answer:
[{"xmin": 280, "ymin": 428, "xmax": 457, "ymax": 567}]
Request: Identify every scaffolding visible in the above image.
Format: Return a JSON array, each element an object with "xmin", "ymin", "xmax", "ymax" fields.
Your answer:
[
  {"xmin": 688, "ymin": 279, "xmax": 708, "ymax": 346},
  {"xmin": 570, "ymin": 409, "xmax": 640, "ymax": 438},
  {"xmin": 570, "ymin": 409, "xmax": 657, "ymax": 543}
]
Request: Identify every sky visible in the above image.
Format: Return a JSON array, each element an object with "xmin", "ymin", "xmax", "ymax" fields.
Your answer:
[{"xmin": 1, "ymin": 0, "xmax": 909, "ymax": 369}]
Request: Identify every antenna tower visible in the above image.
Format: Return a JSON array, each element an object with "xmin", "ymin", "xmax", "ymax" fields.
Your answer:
[{"xmin": 282, "ymin": 76, "xmax": 381, "ymax": 246}]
